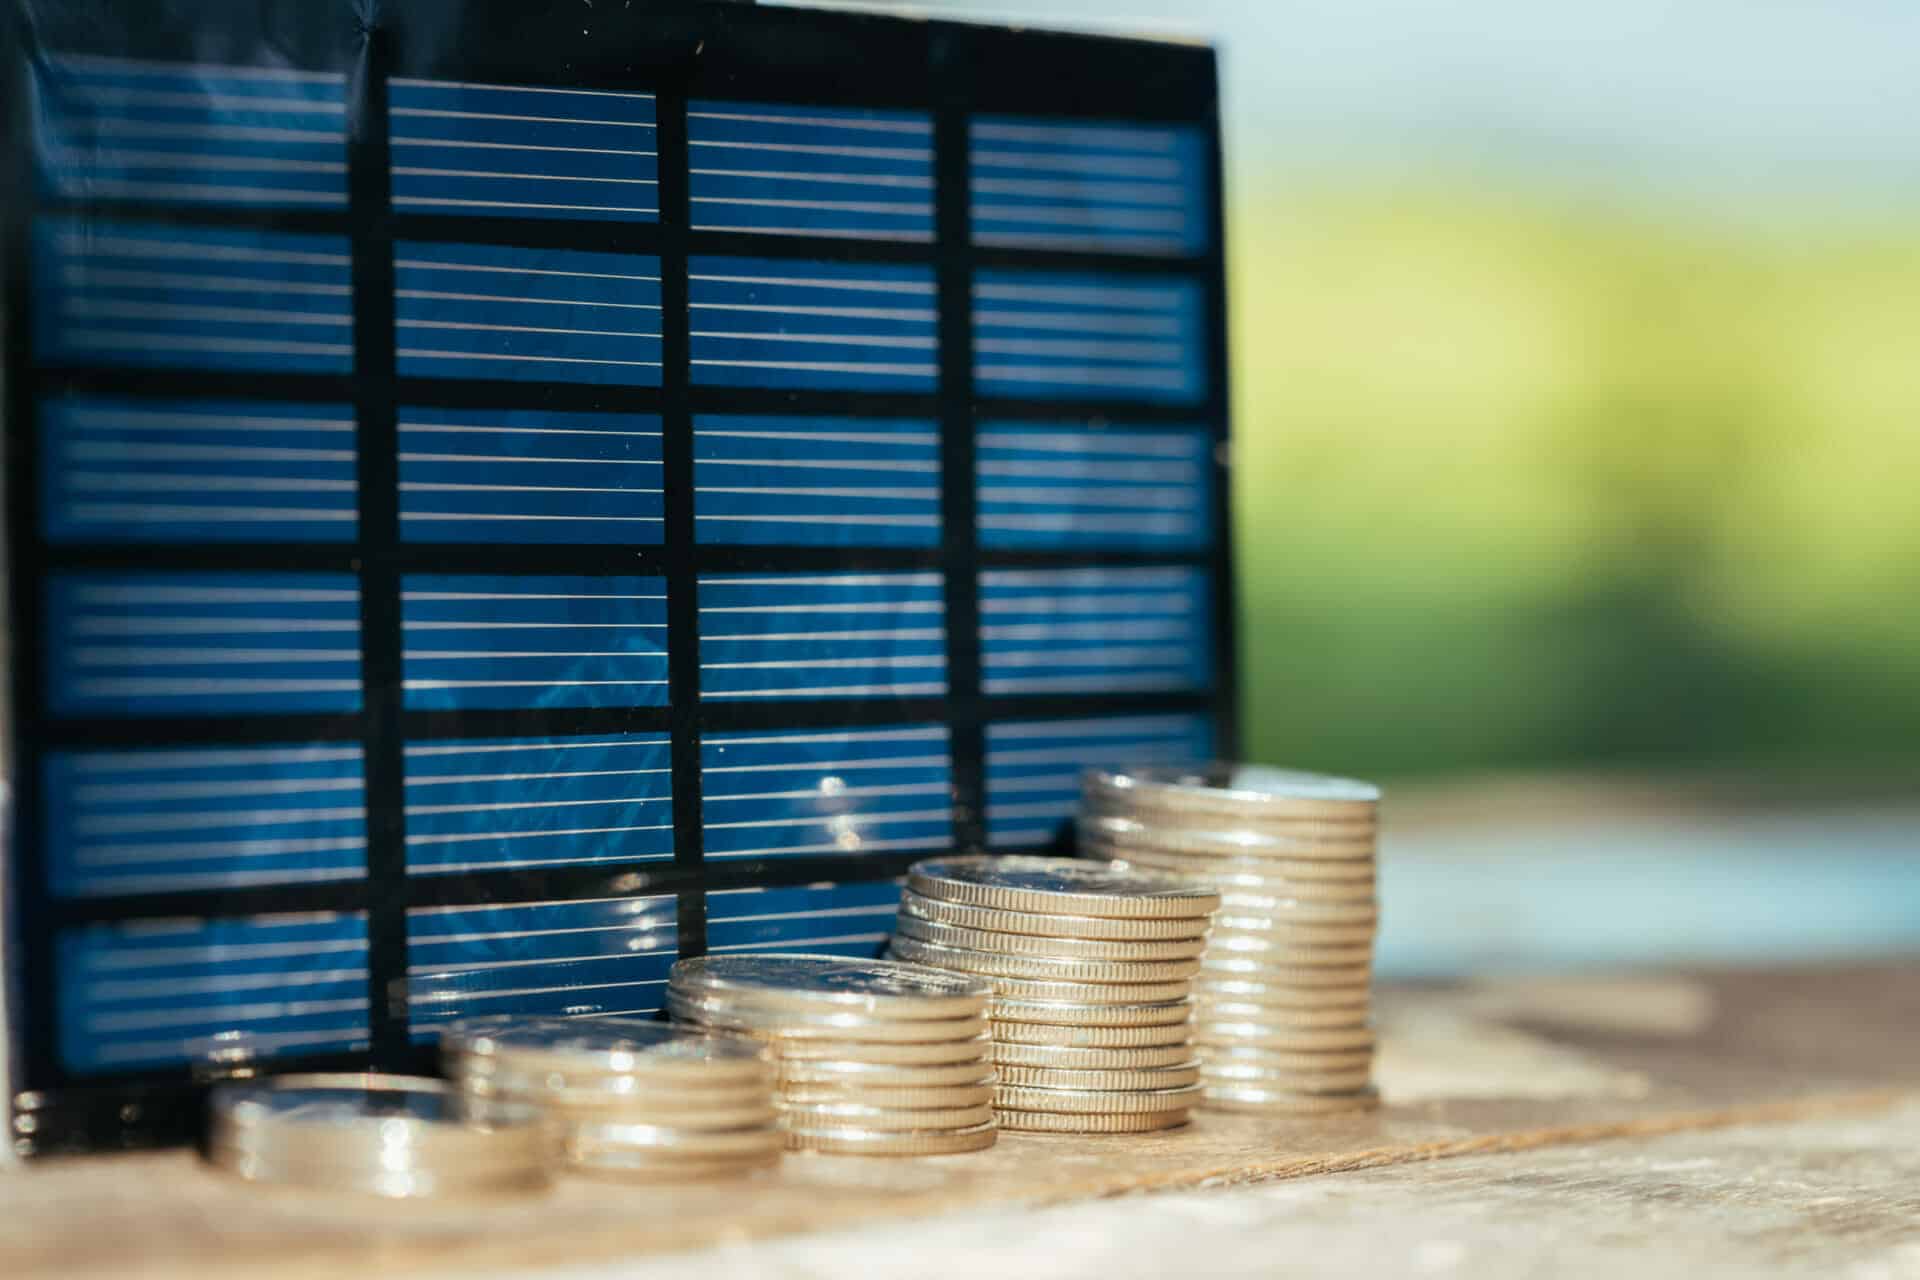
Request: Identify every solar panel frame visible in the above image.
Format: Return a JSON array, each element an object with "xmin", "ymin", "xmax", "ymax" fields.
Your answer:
[{"xmin": 1, "ymin": 0, "xmax": 1234, "ymax": 1154}]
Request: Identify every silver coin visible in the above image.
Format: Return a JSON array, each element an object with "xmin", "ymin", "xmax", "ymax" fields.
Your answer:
[
  {"xmin": 1084, "ymin": 763, "xmax": 1381, "ymax": 818},
  {"xmin": 899, "ymin": 890, "xmax": 1211, "ymax": 942},
  {"xmin": 991, "ymin": 1041, "xmax": 1196, "ymax": 1069},
  {"xmin": 206, "ymin": 1073, "xmax": 551, "ymax": 1198},
  {"xmin": 775, "ymin": 1058, "xmax": 996, "ymax": 1087},
  {"xmin": 782, "ymin": 1121, "xmax": 997, "ymax": 1156},
  {"xmin": 894, "ymin": 913, "xmax": 1207, "ymax": 961},
  {"xmin": 776, "ymin": 1101, "xmax": 996, "ymax": 1131},
  {"xmin": 989, "ymin": 996, "xmax": 1196, "ymax": 1028},
  {"xmin": 1199, "ymin": 1084, "xmax": 1381, "ymax": 1115},
  {"xmin": 775, "ymin": 1033, "xmax": 992, "ymax": 1066},
  {"xmin": 667, "ymin": 991, "xmax": 987, "ymax": 1043},
  {"xmin": 669, "ymin": 954, "xmax": 990, "ymax": 1019},
  {"xmin": 991, "ymin": 1081, "xmax": 1203, "ymax": 1115},
  {"xmin": 889, "ymin": 933, "xmax": 1202, "ymax": 984},
  {"xmin": 1080, "ymin": 815, "xmax": 1377, "ymax": 861},
  {"xmin": 907, "ymin": 855, "xmax": 1219, "ymax": 920}
]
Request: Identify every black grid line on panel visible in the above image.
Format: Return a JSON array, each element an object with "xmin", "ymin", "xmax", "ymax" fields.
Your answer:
[
  {"xmin": 656, "ymin": 80, "xmax": 711, "ymax": 964},
  {"xmin": 3, "ymin": 0, "xmax": 1233, "ymax": 1155},
  {"xmin": 347, "ymin": 24, "xmax": 412, "ymax": 1072}
]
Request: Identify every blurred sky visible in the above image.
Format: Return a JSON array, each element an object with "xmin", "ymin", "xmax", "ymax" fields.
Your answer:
[
  {"xmin": 785, "ymin": 0, "xmax": 1920, "ymax": 787},
  {"xmin": 783, "ymin": 0, "xmax": 1920, "ymax": 215}
]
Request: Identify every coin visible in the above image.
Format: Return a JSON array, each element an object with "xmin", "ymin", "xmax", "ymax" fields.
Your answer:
[
  {"xmin": 441, "ymin": 1016, "xmax": 771, "ymax": 1089},
  {"xmin": 1192, "ymin": 1002, "xmax": 1367, "ymax": 1029},
  {"xmin": 1200, "ymin": 940, "xmax": 1376, "ymax": 966},
  {"xmin": 1212, "ymin": 899, "xmax": 1380, "ymax": 927},
  {"xmin": 780, "ymin": 1081, "xmax": 995, "ymax": 1109},
  {"xmin": 995, "ymin": 1062, "xmax": 1201, "ymax": 1091},
  {"xmin": 777, "ymin": 1102, "xmax": 995, "ymax": 1131},
  {"xmin": 1194, "ymin": 1023, "xmax": 1376, "ymax": 1052},
  {"xmin": 989, "ymin": 997, "xmax": 1195, "ymax": 1027},
  {"xmin": 1199, "ymin": 1084, "xmax": 1381, "ymax": 1115},
  {"xmin": 783, "ymin": 1121, "xmax": 997, "ymax": 1156},
  {"xmin": 907, "ymin": 855, "xmax": 1219, "ymax": 920},
  {"xmin": 774, "ymin": 1033, "xmax": 992, "ymax": 1066},
  {"xmin": 666, "ymin": 991, "xmax": 987, "ymax": 1043},
  {"xmin": 1084, "ymin": 763, "xmax": 1380, "ymax": 821},
  {"xmin": 1209, "ymin": 925, "xmax": 1380, "ymax": 951},
  {"xmin": 1094, "ymin": 843, "xmax": 1379, "ymax": 884},
  {"xmin": 1081, "ymin": 800, "xmax": 1377, "ymax": 840},
  {"xmin": 1190, "ymin": 974, "xmax": 1374, "ymax": 1005},
  {"xmin": 206, "ymin": 1073, "xmax": 552, "ymax": 1199},
  {"xmin": 1193, "ymin": 1047, "xmax": 1374, "ymax": 1073},
  {"xmin": 992, "ymin": 1081, "xmax": 1202, "ymax": 1114},
  {"xmin": 565, "ymin": 1120, "xmax": 785, "ymax": 1159},
  {"xmin": 1199, "ymin": 1064, "xmax": 1375, "ymax": 1092},
  {"xmin": 1081, "ymin": 815, "xmax": 1378, "ymax": 860},
  {"xmin": 996, "ymin": 1108, "xmax": 1192, "ymax": 1134},
  {"xmin": 990, "ymin": 1015, "xmax": 1195, "ymax": 1046},
  {"xmin": 889, "ymin": 934, "xmax": 1202, "ymax": 984},
  {"xmin": 893, "ymin": 915, "xmax": 1207, "ymax": 962},
  {"xmin": 473, "ymin": 1087, "xmax": 777, "ymax": 1131},
  {"xmin": 1198, "ymin": 957, "xmax": 1373, "ymax": 984},
  {"xmin": 975, "ymin": 973, "xmax": 1195, "ymax": 1004},
  {"xmin": 669, "ymin": 954, "xmax": 990, "ymax": 1020},
  {"xmin": 775, "ymin": 1059, "xmax": 997, "ymax": 1087},
  {"xmin": 899, "ymin": 891, "xmax": 1210, "ymax": 942},
  {"xmin": 991, "ymin": 1041, "xmax": 1195, "ymax": 1069}
]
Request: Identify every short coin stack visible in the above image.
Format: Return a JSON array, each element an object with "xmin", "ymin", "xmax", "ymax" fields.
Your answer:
[
  {"xmin": 205, "ymin": 1072, "xmax": 552, "ymax": 1199},
  {"xmin": 667, "ymin": 953, "xmax": 999, "ymax": 1156},
  {"xmin": 889, "ymin": 855, "xmax": 1218, "ymax": 1134},
  {"xmin": 442, "ymin": 1017, "xmax": 782, "ymax": 1179},
  {"xmin": 1081, "ymin": 763, "xmax": 1382, "ymax": 1115}
]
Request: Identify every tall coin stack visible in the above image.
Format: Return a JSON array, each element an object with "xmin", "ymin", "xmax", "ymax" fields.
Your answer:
[
  {"xmin": 1081, "ymin": 764, "xmax": 1382, "ymax": 1115},
  {"xmin": 889, "ymin": 855, "xmax": 1218, "ymax": 1134},
  {"xmin": 667, "ymin": 953, "xmax": 999, "ymax": 1156},
  {"xmin": 442, "ymin": 1017, "xmax": 782, "ymax": 1179}
]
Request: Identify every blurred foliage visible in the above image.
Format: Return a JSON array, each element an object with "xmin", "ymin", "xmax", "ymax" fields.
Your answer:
[{"xmin": 1228, "ymin": 181, "xmax": 1920, "ymax": 778}]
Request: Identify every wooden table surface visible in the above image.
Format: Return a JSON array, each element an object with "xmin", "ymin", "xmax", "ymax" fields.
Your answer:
[{"xmin": 3, "ymin": 964, "xmax": 1915, "ymax": 1280}]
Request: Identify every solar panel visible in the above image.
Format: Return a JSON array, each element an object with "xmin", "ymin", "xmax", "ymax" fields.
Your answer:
[{"xmin": 1, "ymin": 0, "xmax": 1233, "ymax": 1154}]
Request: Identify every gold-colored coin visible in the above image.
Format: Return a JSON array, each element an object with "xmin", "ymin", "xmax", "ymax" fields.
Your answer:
[
  {"xmin": 668, "ymin": 992, "xmax": 987, "ymax": 1043},
  {"xmin": 1193, "ymin": 1002, "xmax": 1367, "ymax": 1030},
  {"xmin": 1213, "ymin": 899, "xmax": 1379, "ymax": 927},
  {"xmin": 776, "ymin": 1058, "xmax": 995, "ymax": 1087},
  {"xmin": 1093, "ymin": 843, "xmax": 1377, "ymax": 884},
  {"xmin": 989, "ymin": 996, "xmax": 1195, "ymax": 1027},
  {"xmin": 900, "ymin": 891, "xmax": 1210, "ymax": 942},
  {"xmin": 991, "ymin": 1081, "xmax": 1203, "ymax": 1115},
  {"xmin": 1202, "ymin": 939, "xmax": 1376, "ymax": 966},
  {"xmin": 1192, "ymin": 977, "xmax": 1371, "ymax": 1005},
  {"xmin": 782, "ymin": 1121, "xmax": 997, "ymax": 1156},
  {"xmin": 780, "ymin": 1080, "xmax": 994, "ymax": 1109},
  {"xmin": 537, "ymin": 1096, "xmax": 779, "ymax": 1131},
  {"xmin": 991, "ymin": 1041, "xmax": 1195, "ymax": 1070},
  {"xmin": 894, "ymin": 914, "xmax": 1207, "ymax": 962},
  {"xmin": 1198, "ymin": 956, "xmax": 1374, "ymax": 983},
  {"xmin": 777, "ymin": 1102, "xmax": 995, "ymax": 1131},
  {"xmin": 991, "ymin": 1017, "xmax": 1193, "ymax": 1048},
  {"xmin": 1199, "ymin": 1084, "xmax": 1381, "ymax": 1115},
  {"xmin": 774, "ymin": 1032, "xmax": 992, "ymax": 1065},
  {"xmin": 565, "ymin": 1120, "xmax": 784, "ymax": 1160},
  {"xmin": 995, "ymin": 1061, "xmax": 1201, "ymax": 1091},
  {"xmin": 995, "ymin": 1108, "xmax": 1192, "ymax": 1134},
  {"xmin": 1195, "ymin": 1023, "xmax": 1376, "ymax": 1052},
  {"xmin": 668, "ymin": 954, "xmax": 990, "ymax": 1020},
  {"xmin": 1194, "ymin": 1046, "xmax": 1374, "ymax": 1073},
  {"xmin": 889, "ymin": 934, "xmax": 1201, "ymax": 984},
  {"xmin": 1198, "ymin": 1064, "xmax": 1375, "ymax": 1093},
  {"xmin": 1083, "ymin": 763, "xmax": 1379, "ymax": 820},
  {"xmin": 907, "ymin": 855, "xmax": 1219, "ymax": 920},
  {"xmin": 1080, "ymin": 814, "xmax": 1377, "ymax": 860}
]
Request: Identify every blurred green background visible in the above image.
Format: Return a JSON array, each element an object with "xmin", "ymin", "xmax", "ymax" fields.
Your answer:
[
  {"xmin": 801, "ymin": 0, "xmax": 1920, "ymax": 783},
  {"xmin": 1232, "ymin": 186, "xmax": 1920, "ymax": 779}
]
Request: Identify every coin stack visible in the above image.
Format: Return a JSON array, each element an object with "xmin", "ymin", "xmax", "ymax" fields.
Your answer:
[
  {"xmin": 888, "ymin": 855, "xmax": 1217, "ymax": 1134},
  {"xmin": 205, "ymin": 1072, "xmax": 552, "ymax": 1199},
  {"xmin": 1081, "ymin": 764, "xmax": 1382, "ymax": 1115},
  {"xmin": 441, "ymin": 1017, "xmax": 782, "ymax": 1179},
  {"xmin": 666, "ymin": 953, "xmax": 999, "ymax": 1156}
]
